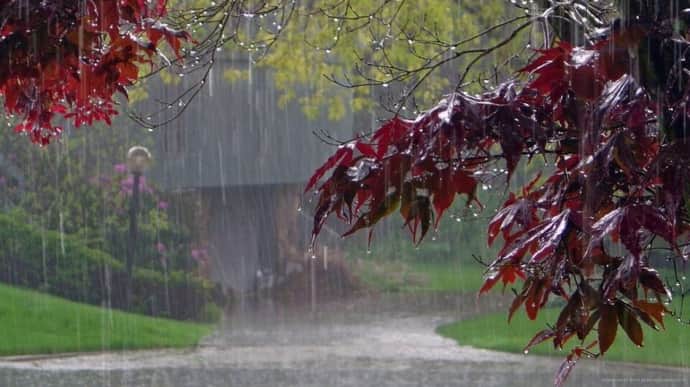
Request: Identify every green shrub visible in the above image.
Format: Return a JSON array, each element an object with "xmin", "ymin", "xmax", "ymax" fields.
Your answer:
[
  {"xmin": 0, "ymin": 212, "xmax": 224, "ymax": 321},
  {"xmin": 198, "ymin": 302, "xmax": 223, "ymax": 323}
]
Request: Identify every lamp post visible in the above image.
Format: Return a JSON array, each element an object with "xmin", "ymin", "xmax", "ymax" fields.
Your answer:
[{"xmin": 125, "ymin": 146, "xmax": 152, "ymax": 309}]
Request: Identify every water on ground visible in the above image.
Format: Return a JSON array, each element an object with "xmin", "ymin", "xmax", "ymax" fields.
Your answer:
[{"xmin": 0, "ymin": 294, "xmax": 687, "ymax": 387}]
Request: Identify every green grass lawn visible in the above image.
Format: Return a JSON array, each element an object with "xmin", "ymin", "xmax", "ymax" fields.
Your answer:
[
  {"xmin": 352, "ymin": 258, "xmax": 487, "ymax": 293},
  {"xmin": 437, "ymin": 303, "xmax": 690, "ymax": 367},
  {"xmin": 0, "ymin": 283, "xmax": 214, "ymax": 356}
]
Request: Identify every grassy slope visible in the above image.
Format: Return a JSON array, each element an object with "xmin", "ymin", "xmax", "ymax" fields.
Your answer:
[
  {"xmin": 0, "ymin": 283, "xmax": 213, "ymax": 356},
  {"xmin": 352, "ymin": 258, "xmax": 487, "ymax": 293},
  {"xmin": 437, "ymin": 304, "xmax": 690, "ymax": 367}
]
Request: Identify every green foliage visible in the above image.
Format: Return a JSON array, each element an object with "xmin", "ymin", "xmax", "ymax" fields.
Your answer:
[
  {"xmin": 199, "ymin": 302, "xmax": 223, "ymax": 323},
  {"xmin": 351, "ymin": 258, "xmax": 487, "ymax": 293},
  {"xmin": 0, "ymin": 283, "xmax": 213, "ymax": 356},
  {"xmin": 224, "ymin": 0, "xmax": 525, "ymax": 122},
  {"xmin": 0, "ymin": 115, "xmax": 201, "ymax": 277},
  {"xmin": 0, "ymin": 211, "xmax": 223, "ymax": 321}
]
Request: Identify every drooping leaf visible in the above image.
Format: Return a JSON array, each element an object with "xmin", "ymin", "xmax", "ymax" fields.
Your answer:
[
  {"xmin": 479, "ymin": 270, "xmax": 501, "ymax": 295},
  {"xmin": 305, "ymin": 145, "xmax": 353, "ymax": 193},
  {"xmin": 578, "ymin": 309, "xmax": 600, "ymax": 341},
  {"xmin": 598, "ymin": 303, "xmax": 618, "ymax": 354},
  {"xmin": 554, "ymin": 342, "xmax": 597, "ymax": 387},
  {"xmin": 554, "ymin": 353, "xmax": 578, "ymax": 387},
  {"xmin": 524, "ymin": 329, "xmax": 556, "ymax": 353},
  {"xmin": 639, "ymin": 267, "xmax": 673, "ymax": 300},
  {"xmin": 616, "ymin": 302, "xmax": 644, "ymax": 347},
  {"xmin": 488, "ymin": 195, "xmax": 537, "ymax": 246},
  {"xmin": 633, "ymin": 300, "xmax": 670, "ymax": 329}
]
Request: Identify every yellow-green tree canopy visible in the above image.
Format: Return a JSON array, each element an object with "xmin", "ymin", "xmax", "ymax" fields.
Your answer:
[{"xmin": 136, "ymin": 1, "xmax": 529, "ymax": 127}]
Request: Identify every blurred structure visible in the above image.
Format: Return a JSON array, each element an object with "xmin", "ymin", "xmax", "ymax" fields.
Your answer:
[{"xmin": 148, "ymin": 58, "xmax": 354, "ymax": 295}]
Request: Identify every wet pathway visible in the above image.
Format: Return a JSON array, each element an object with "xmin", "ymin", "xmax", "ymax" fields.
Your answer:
[{"xmin": 0, "ymin": 294, "xmax": 688, "ymax": 387}]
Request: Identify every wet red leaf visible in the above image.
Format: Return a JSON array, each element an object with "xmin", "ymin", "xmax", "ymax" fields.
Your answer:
[
  {"xmin": 617, "ymin": 302, "xmax": 644, "ymax": 347},
  {"xmin": 598, "ymin": 303, "xmax": 618, "ymax": 354},
  {"xmin": 307, "ymin": 15, "xmax": 689, "ymax": 387},
  {"xmin": 633, "ymin": 300, "xmax": 670, "ymax": 329},
  {"xmin": 0, "ymin": 0, "xmax": 188, "ymax": 143}
]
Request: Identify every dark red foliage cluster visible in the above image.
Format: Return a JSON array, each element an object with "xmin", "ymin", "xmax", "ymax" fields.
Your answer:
[
  {"xmin": 308, "ymin": 23, "xmax": 689, "ymax": 385},
  {"xmin": 0, "ymin": 0, "xmax": 188, "ymax": 144}
]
